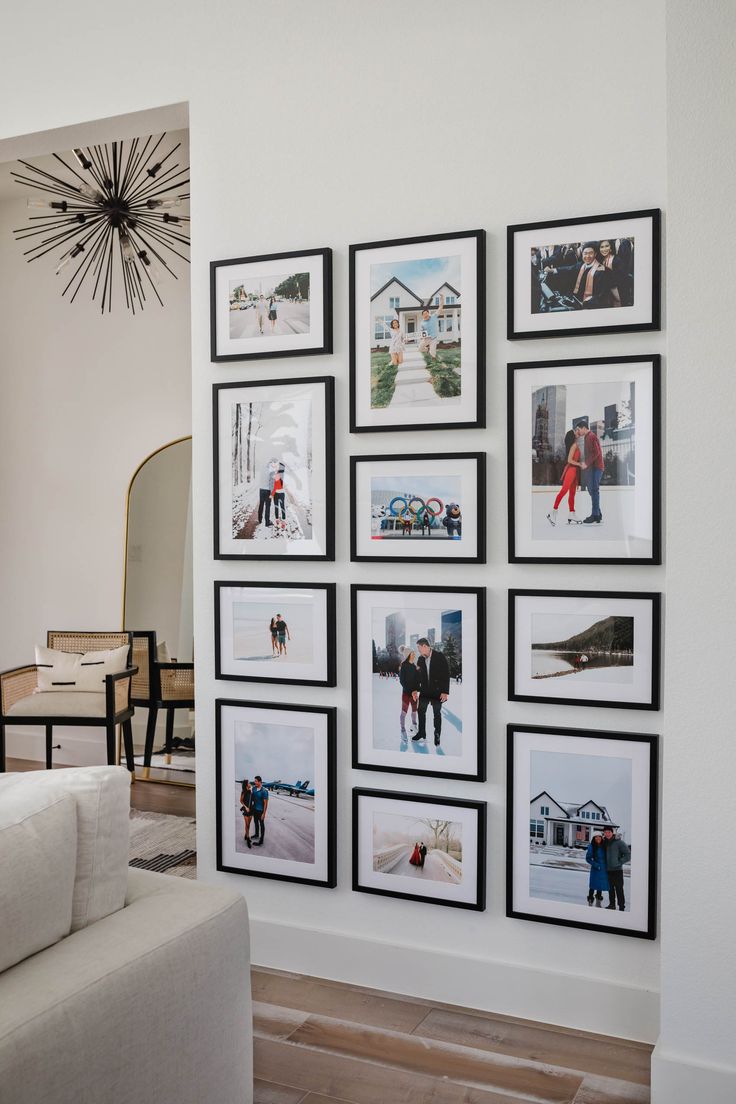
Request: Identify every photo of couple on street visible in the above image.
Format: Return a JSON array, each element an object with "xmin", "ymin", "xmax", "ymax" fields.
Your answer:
[
  {"xmin": 531, "ymin": 379, "xmax": 636, "ymax": 537},
  {"xmin": 530, "ymin": 238, "xmax": 634, "ymax": 315},
  {"xmin": 370, "ymin": 605, "xmax": 463, "ymax": 758},
  {"xmin": 228, "ymin": 271, "xmax": 310, "ymax": 341}
]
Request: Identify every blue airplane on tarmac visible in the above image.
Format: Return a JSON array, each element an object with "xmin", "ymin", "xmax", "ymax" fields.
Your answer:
[{"xmin": 264, "ymin": 779, "xmax": 314, "ymax": 798}]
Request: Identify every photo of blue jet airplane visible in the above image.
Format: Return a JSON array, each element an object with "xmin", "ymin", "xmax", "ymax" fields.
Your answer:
[{"xmin": 264, "ymin": 779, "xmax": 314, "ymax": 798}]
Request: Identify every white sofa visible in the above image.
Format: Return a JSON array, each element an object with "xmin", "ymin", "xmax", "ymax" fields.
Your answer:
[{"xmin": 0, "ymin": 767, "xmax": 252, "ymax": 1104}]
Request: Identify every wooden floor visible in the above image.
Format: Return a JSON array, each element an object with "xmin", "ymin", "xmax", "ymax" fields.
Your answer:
[
  {"xmin": 6, "ymin": 758, "xmax": 196, "ymax": 816},
  {"xmin": 252, "ymin": 967, "xmax": 652, "ymax": 1104}
]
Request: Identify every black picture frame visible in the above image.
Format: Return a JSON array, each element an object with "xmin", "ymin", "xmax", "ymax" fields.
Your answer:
[
  {"xmin": 508, "ymin": 590, "xmax": 661, "ymax": 711},
  {"xmin": 216, "ymin": 698, "xmax": 337, "ymax": 888},
  {"xmin": 214, "ymin": 580, "xmax": 337, "ymax": 687},
  {"xmin": 349, "ymin": 229, "xmax": 486, "ymax": 433},
  {"xmin": 507, "ymin": 355, "xmax": 661, "ymax": 565},
  {"xmin": 210, "ymin": 247, "xmax": 333, "ymax": 362},
  {"xmin": 506, "ymin": 723, "xmax": 658, "ymax": 939},
  {"xmin": 507, "ymin": 208, "xmax": 661, "ymax": 340},
  {"xmin": 351, "ymin": 584, "xmax": 486, "ymax": 780},
  {"xmin": 350, "ymin": 451, "xmax": 486, "ymax": 564},
  {"xmin": 353, "ymin": 787, "xmax": 486, "ymax": 911},
  {"xmin": 213, "ymin": 375, "xmax": 335, "ymax": 561}
]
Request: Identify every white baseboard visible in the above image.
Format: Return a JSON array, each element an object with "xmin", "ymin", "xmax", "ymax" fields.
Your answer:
[
  {"xmin": 651, "ymin": 1047, "xmax": 736, "ymax": 1103},
  {"xmin": 248, "ymin": 915, "xmax": 660, "ymax": 1042}
]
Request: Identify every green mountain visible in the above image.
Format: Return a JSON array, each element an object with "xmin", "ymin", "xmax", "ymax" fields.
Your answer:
[{"xmin": 532, "ymin": 615, "xmax": 634, "ymax": 653}]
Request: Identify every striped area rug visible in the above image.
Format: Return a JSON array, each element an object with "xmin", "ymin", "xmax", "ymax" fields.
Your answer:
[{"xmin": 129, "ymin": 809, "xmax": 197, "ymax": 879}]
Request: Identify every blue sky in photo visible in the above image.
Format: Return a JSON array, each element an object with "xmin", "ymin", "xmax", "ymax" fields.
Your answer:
[{"xmin": 370, "ymin": 255, "xmax": 462, "ymax": 298}]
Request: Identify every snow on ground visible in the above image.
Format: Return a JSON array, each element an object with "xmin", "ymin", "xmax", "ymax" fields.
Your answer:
[
  {"xmin": 384, "ymin": 846, "xmax": 462, "ymax": 884},
  {"xmin": 531, "ymin": 485, "xmax": 636, "ymax": 541},
  {"xmin": 530, "ymin": 864, "xmax": 629, "ymax": 909},
  {"xmin": 370, "ymin": 673, "xmax": 463, "ymax": 758}
]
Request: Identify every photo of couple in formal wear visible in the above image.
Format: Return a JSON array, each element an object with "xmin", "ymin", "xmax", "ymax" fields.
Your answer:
[
  {"xmin": 530, "ymin": 238, "xmax": 634, "ymax": 315},
  {"xmin": 372, "ymin": 810, "xmax": 463, "ymax": 885}
]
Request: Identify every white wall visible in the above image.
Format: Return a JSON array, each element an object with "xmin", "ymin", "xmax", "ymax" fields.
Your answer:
[
  {"xmin": 0, "ymin": 125, "xmax": 191, "ymax": 764},
  {"xmin": 651, "ymin": 2, "xmax": 736, "ymax": 1100},
  {"xmin": 0, "ymin": 0, "xmax": 702, "ymax": 1048}
]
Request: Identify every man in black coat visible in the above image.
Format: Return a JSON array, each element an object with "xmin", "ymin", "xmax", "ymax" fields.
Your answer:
[
  {"xmin": 413, "ymin": 637, "xmax": 451, "ymax": 747},
  {"xmin": 543, "ymin": 241, "xmax": 615, "ymax": 309}
]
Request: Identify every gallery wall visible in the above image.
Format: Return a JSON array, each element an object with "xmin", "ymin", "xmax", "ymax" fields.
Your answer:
[
  {"xmin": 0, "ymin": 127, "xmax": 191, "ymax": 764},
  {"xmin": 4, "ymin": 3, "xmax": 733, "ymax": 1088}
]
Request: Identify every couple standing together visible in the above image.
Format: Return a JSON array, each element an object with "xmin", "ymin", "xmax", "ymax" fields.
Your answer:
[
  {"xmin": 547, "ymin": 421, "xmax": 605, "ymax": 527},
  {"xmin": 257, "ymin": 457, "xmax": 287, "ymax": 530},
  {"xmin": 397, "ymin": 638, "xmax": 450, "ymax": 747},
  {"xmin": 409, "ymin": 841, "xmax": 428, "ymax": 870},
  {"xmin": 585, "ymin": 826, "xmax": 631, "ymax": 911},
  {"xmin": 240, "ymin": 776, "xmax": 269, "ymax": 849}
]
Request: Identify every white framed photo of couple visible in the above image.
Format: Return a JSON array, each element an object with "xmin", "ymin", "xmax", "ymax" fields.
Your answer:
[
  {"xmin": 213, "ymin": 376, "xmax": 334, "ymax": 560},
  {"xmin": 350, "ymin": 452, "xmax": 485, "ymax": 564},
  {"xmin": 507, "ymin": 724, "xmax": 658, "ymax": 939},
  {"xmin": 353, "ymin": 788, "xmax": 486, "ymax": 911},
  {"xmin": 351, "ymin": 585, "xmax": 485, "ymax": 780},
  {"xmin": 210, "ymin": 248, "xmax": 332, "ymax": 361},
  {"xmin": 508, "ymin": 355, "xmax": 661, "ymax": 564},
  {"xmin": 508, "ymin": 209, "xmax": 660, "ymax": 340},
  {"xmin": 509, "ymin": 590, "xmax": 661, "ymax": 711},
  {"xmin": 215, "ymin": 581, "xmax": 336, "ymax": 687},
  {"xmin": 216, "ymin": 699, "xmax": 337, "ymax": 888},
  {"xmin": 349, "ymin": 230, "xmax": 485, "ymax": 433}
]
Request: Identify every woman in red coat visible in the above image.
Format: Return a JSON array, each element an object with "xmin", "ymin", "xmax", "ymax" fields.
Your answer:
[
  {"xmin": 409, "ymin": 842, "xmax": 422, "ymax": 867},
  {"xmin": 547, "ymin": 429, "xmax": 583, "ymax": 525}
]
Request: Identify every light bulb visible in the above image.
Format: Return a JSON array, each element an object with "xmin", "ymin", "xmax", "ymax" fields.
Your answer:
[
  {"xmin": 137, "ymin": 249, "xmax": 163, "ymax": 284},
  {"xmin": 55, "ymin": 242, "xmax": 84, "ymax": 275},
  {"xmin": 27, "ymin": 197, "xmax": 68, "ymax": 211},
  {"xmin": 72, "ymin": 148, "xmax": 93, "ymax": 171},
  {"xmin": 78, "ymin": 183, "xmax": 103, "ymax": 203},
  {"xmin": 146, "ymin": 195, "xmax": 182, "ymax": 210},
  {"xmin": 120, "ymin": 234, "xmax": 136, "ymax": 264}
]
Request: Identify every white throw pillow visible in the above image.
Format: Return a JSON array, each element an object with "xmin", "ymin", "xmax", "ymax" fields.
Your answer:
[
  {"xmin": 35, "ymin": 644, "xmax": 129, "ymax": 693},
  {"xmin": 0, "ymin": 766, "xmax": 131, "ymax": 931},
  {"xmin": 0, "ymin": 787, "xmax": 77, "ymax": 971}
]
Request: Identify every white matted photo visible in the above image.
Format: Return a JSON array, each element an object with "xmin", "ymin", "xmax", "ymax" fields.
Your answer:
[
  {"xmin": 352, "ymin": 585, "xmax": 485, "ymax": 779},
  {"xmin": 213, "ymin": 376, "xmax": 334, "ymax": 560},
  {"xmin": 353, "ymin": 788, "xmax": 486, "ymax": 910},
  {"xmin": 350, "ymin": 230, "xmax": 485, "ymax": 432},
  {"xmin": 509, "ymin": 356, "xmax": 660, "ymax": 564},
  {"xmin": 509, "ymin": 590, "xmax": 660, "ymax": 710},
  {"xmin": 508, "ymin": 209, "xmax": 660, "ymax": 339},
  {"xmin": 507, "ymin": 724, "xmax": 658, "ymax": 938},
  {"xmin": 215, "ymin": 581, "xmax": 336, "ymax": 686},
  {"xmin": 216, "ymin": 699, "xmax": 336, "ymax": 887},
  {"xmin": 351, "ymin": 452, "xmax": 485, "ymax": 563},
  {"xmin": 210, "ymin": 248, "xmax": 332, "ymax": 361}
]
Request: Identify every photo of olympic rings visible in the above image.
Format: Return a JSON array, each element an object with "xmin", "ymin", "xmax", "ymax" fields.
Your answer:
[{"xmin": 370, "ymin": 481, "xmax": 463, "ymax": 541}]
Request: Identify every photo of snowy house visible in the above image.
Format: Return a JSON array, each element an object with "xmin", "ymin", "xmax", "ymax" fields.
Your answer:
[
  {"xmin": 529, "ymin": 790, "xmax": 622, "ymax": 848},
  {"xmin": 371, "ymin": 277, "xmax": 461, "ymax": 350}
]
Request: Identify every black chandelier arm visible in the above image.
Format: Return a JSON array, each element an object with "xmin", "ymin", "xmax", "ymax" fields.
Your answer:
[
  {"xmin": 124, "ymin": 157, "xmax": 185, "ymax": 205},
  {"xmin": 123, "ymin": 133, "xmax": 167, "ymax": 199},
  {"xmin": 131, "ymin": 245, "xmax": 164, "ymax": 308},
  {"xmin": 130, "ymin": 212, "xmax": 191, "ymax": 247},
  {"xmin": 119, "ymin": 137, "xmax": 144, "ymax": 198},
  {"xmin": 78, "ymin": 146, "xmax": 110, "ymax": 195},
  {"xmin": 21, "ymin": 214, "xmax": 108, "ymax": 262},
  {"xmin": 50, "ymin": 151, "xmax": 96, "ymax": 191},
  {"xmin": 62, "ymin": 219, "xmax": 112, "ymax": 299},
  {"xmin": 14, "ymin": 215, "xmax": 97, "ymax": 242},
  {"xmin": 16, "ymin": 158, "xmax": 88, "ymax": 195},
  {"xmin": 128, "ymin": 221, "xmax": 189, "ymax": 267},
  {"xmin": 90, "ymin": 224, "xmax": 115, "ymax": 303},
  {"xmin": 126, "ymin": 223, "xmax": 179, "ymax": 275},
  {"xmin": 11, "ymin": 171, "xmax": 89, "ymax": 205},
  {"xmin": 99, "ymin": 227, "xmax": 116, "ymax": 313}
]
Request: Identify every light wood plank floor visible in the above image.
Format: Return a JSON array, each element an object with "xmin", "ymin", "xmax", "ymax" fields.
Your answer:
[
  {"xmin": 252, "ymin": 967, "xmax": 652, "ymax": 1104},
  {"xmin": 6, "ymin": 757, "xmax": 196, "ymax": 816}
]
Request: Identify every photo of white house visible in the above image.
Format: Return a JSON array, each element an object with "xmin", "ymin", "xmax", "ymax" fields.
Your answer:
[
  {"xmin": 371, "ymin": 277, "xmax": 461, "ymax": 350},
  {"xmin": 529, "ymin": 790, "xmax": 622, "ymax": 848}
]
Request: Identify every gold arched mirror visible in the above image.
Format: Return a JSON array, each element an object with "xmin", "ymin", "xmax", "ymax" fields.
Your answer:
[{"xmin": 123, "ymin": 437, "xmax": 194, "ymax": 786}]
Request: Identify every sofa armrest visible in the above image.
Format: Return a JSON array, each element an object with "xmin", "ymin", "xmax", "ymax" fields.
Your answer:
[
  {"xmin": 0, "ymin": 665, "xmax": 38, "ymax": 717},
  {"xmin": 0, "ymin": 870, "xmax": 252, "ymax": 1104},
  {"xmin": 105, "ymin": 666, "xmax": 138, "ymax": 717}
]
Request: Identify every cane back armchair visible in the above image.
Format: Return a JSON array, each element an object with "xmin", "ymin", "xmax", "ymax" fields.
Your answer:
[
  {"xmin": 130, "ymin": 631, "xmax": 194, "ymax": 777},
  {"xmin": 0, "ymin": 631, "xmax": 137, "ymax": 773}
]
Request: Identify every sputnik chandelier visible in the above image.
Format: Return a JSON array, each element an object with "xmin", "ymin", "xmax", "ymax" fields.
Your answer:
[{"xmin": 12, "ymin": 134, "xmax": 190, "ymax": 313}]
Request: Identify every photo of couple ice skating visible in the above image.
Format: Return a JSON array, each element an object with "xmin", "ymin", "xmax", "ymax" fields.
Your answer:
[
  {"xmin": 531, "ymin": 612, "xmax": 634, "ymax": 685},
  {"xmin": 372, "ymin": 811, "xmax": 463, "ymax": 885},
  {"xmin": 529, "ymin": 749, "xmax": 632, "ymax": 913},
  {"xmin": 371, "ymin": 605, "xmax": 463, "ymax": 757},
  {"xmin": 228, "ymin": 271, "xmax": 310, "ymax": 341},
  {"xmin": 370, "ymin": 476, "xmax": 463, "ymax": 542},
  {"xmin": 230, "ymin": 396, "xmax": 313, "ymax": 544},
  {"xmin": 233, "ymin": 721, "xmax": 315, "ymax": 864},
  {"xmin": 532, "ymin": 379, "xmax": 635, "ymax": 536}
]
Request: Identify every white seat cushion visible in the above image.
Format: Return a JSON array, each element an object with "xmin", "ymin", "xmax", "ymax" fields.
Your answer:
[
  {"xmin": 6, "ymin": 691, "xmax": 107, "ymax": 717},
  {"xmin": 35, "ymin": 644, "xmax": 129, "ymax": 693},
  {"xmin": 0, "ymin": 766, "xmax": 131, "ymax": 931},
  {"xmin": 0, "ymin": 786, "xmax": 77, "ymax": 972}
]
